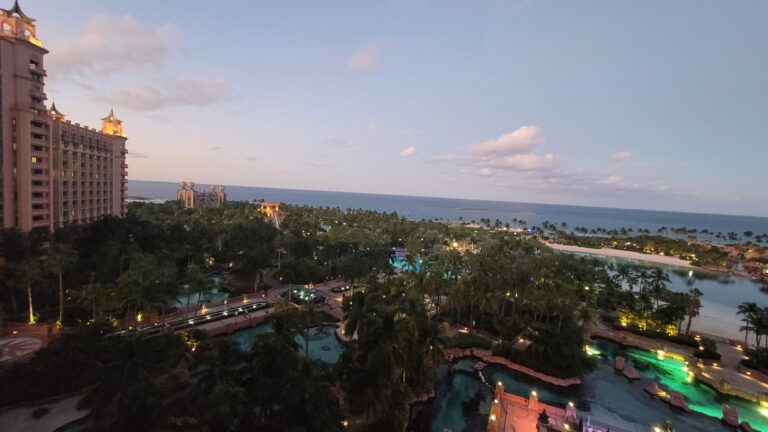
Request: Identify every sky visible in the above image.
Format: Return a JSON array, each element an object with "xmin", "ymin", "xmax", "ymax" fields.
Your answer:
[{"xmin": 23, "ymin": 0, "xmax": 768, "ymax": 216}]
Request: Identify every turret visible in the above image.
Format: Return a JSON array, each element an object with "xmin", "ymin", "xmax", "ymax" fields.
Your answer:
[
  {"xmin": 100, "ymin": 108, "xmax": 126, "ymax": 137},
  {"xmin": 0, "ymin": 1, "xmax": 43, "ymax": 48},
  {"xmin": 49, "ymin": 101, "xmax": 65, "ymax": 121}
]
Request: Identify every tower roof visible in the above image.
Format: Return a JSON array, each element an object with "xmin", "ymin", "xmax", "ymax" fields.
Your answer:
[
  {"xmin": 101, "ymin": 108, "xmax": 121, "ymax": 123},
  {"xmin": 2, "ymin": 1, "xmax": 33, "ymax": 22},
  {"xmin": 49, "ymin": 101, "xmax": 64, "ymax": 117}
]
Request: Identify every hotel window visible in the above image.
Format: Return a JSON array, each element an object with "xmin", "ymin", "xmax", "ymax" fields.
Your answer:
[{"xmin": 31, "ymin": 156, "xmax": 38, "ymax": 163}]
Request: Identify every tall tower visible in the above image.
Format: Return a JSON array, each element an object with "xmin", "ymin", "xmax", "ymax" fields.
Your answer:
[
  {"xmin": 0, "ymin": 1, "xmax": 129, "ymax": 231},
  {"xmin": 0, "ymin": 0, "xmax": 50, "ymax": 230},
  {"xmin": 99, "ymin": 108, "xmax": 128, "ymax": 218}
]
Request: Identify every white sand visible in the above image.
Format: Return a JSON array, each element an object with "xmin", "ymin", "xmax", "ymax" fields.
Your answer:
[{"xmin": 545, "ymin": 242, "xmax": 695, "ymax": 268}]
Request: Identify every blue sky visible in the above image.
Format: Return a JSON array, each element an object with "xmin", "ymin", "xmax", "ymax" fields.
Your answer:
[{"xmin": 26, "ymin": 0, "xmax": 768, "ymax": 216}]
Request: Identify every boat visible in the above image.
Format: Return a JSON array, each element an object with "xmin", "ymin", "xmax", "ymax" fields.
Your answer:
[
  {"xmin": 614, "ymin": 356, "xmax": 626, "ymax": 371},
  {"xmin": 667, "ymin": 391, "xmax": 690, "ymax": 412},
  {"xmin": 722, "ymin": 404, "xmax": 739, "ymax": 427},
  {"xmin": 623, "ymin": 367, "xmax": 641, "ymax": 380},
  {"xmin": 643, "ymin": 378, "xmax": 669, "ymax": 399}
]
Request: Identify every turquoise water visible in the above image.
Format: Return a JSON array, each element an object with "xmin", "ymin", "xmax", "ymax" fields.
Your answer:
[
  {"xmin": 594, "ymin": 338, "xmax": 768, "ymax": 430},
  {"xmin": 416, "ymin": 360, "xmax": 491, "ymax": 432},
  {"xmin": 226, "ymin": 323, "xmax": 343, "ymax": 364},
  {"xmin": 428, "ymin": 339, "xmax": 767, "ymax": 432}
]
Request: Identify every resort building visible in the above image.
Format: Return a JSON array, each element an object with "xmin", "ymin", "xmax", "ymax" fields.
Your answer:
[
  {"xmin": 0, "ymin": 2, "xmax": 128, "ymax": 231},
  {"xmin": 176, "ymin": 181, "xmax": 226, "ymax": 209},
  {"xmin": 258, "ymin": 201, "xmax": 286, "ymax": 229}
]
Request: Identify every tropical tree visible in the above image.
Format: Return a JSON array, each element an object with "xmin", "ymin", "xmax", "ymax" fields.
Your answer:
[
  {"xmin": 738, "ymin": 302, "xmax": 761, "ymax": 348},
  {"xmin": 685, "ymin": 288, "xmax": 703, "ymax": 334},
  {"xmin": 45, "ymin": 243, "xmax": 76, "ymax": 325}
]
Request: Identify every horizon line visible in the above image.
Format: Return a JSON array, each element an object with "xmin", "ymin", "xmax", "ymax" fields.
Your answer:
[{"xmin": 128, "ymin": 178, "xmax": 768, "ymax": 221}]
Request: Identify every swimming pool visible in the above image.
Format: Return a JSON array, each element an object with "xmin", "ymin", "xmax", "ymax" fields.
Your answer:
[
  {"xmin": 416, "ymin": 338, "xmax": 767, "ymax": 431},
  {"xmin": 226, "ymin": 323, "xmax": 344, "ymax": 364}
]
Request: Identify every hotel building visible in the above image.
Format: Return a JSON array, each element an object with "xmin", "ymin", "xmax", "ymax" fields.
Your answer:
[{"xmin": 0, "ymin": 1, "xmax": 127, "ymax": 232}]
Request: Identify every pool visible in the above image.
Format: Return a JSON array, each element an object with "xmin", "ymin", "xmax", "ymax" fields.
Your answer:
[
  {"xmin": 409, "ymin": 359, "xmax": 492, "ymax": 432},
  {"xmin": 226, "ymin": 323, "xmax": 344, "ymax": 364},
  {"xmin": 416, "ymin": 338, "xmax": 768, "ymax": 431}
]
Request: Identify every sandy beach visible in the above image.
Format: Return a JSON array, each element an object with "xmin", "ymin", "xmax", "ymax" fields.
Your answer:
[{"xmin": 545, "ymin": 242, "xmax": 695, "ymax": 268}]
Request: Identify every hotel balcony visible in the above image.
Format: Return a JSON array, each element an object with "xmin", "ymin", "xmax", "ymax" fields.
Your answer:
[
  {"xmin": 29, "ymin": 63, "xmax": 47, "ymax": 76},
  {"xmin": 30, "ymin": 85, "xmax": 46, "ymax": 100}
]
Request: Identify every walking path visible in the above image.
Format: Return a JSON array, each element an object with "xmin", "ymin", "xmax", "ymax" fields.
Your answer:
[{"xmin": 445, "ymin": 347, "xmax": 581, "ymax": 387}]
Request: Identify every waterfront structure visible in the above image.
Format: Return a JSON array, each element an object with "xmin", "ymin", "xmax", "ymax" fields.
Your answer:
[
  {"xmin": 176, "ymin": 181, "xmax": 226, "ymax": 209},
  {"xmin": 0, "ymin": 2, "xmax": 127, "ymax": 231}
]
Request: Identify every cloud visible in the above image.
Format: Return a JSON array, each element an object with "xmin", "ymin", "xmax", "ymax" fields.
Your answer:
[
  {"xmin": 127, "ymin": 151, "xmax": 148, "ymax": 159},
  {"xmin": 211, "ymin": 146, "xmax": 223, "ymax": 151},
  {"xmin": 92, "ymin": 78, "xmax": 230, "ymax": 111},
  {"xmin": 612, "ymin": 151, "xmax": 632, "ymax": 162},
  {"xmin": 481, "ymin": 153, "xmax": 556, "ymax": 171},
  {"xmin": 479, "ymin": 168, "xmax": 493, "ymax": 177},
  {"xmin": 599, "ymin": 175, "xmax": 622, "ymax": 185},
  {"xmin": 311, "ymin": 162, "xmax": 330, "ymax": 168},
  {"xmin": 245, "ymin": 156, "xmax": 258, "ymax": 161},
  {"xmin": 346, "ymin": 46, "xmax": 382, "ymax": 74},
  {"xmin": 47, "ymin": 15, "xmax": 177, "ymax": 76},
  {"xmin": 400, "ymin": 146, "xmax": 417, "ymax": 157},
  {"xmin": 470, "ymin": 126, "xmax": 543, "ymax": 156}
]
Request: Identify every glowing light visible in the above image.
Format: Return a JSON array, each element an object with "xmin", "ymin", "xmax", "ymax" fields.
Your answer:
[
  {"xmin": 136, "ymin": 312, "xmax": 143, "ymax": 323},
  {"xmin": 489, "ymin": 414, "xmax": 496, "ymax": 421},
  {"xmin": 760, "ymin": 407, "xmax": 768, "ymax": 417},
  {"xmin": 568, "ymin": 401, "xmax": 574, "ymax": 407},
  {"xmin": 656, "ymin": 349, "xmax": 666, "ymax": 360},
  {"xmin": 531, "ymin": 390, "xmax": 537, "ymax": 397}
]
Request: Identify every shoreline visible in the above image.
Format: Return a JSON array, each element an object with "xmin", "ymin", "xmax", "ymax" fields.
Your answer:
[{"xmin": 545, "ymin": 242, "xmax": 695, "ymax": 268}]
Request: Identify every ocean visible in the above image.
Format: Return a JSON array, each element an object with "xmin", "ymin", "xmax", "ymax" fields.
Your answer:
[{"xmin": 129, "ymin": 180, "xmax": 768, "ymax": 240}]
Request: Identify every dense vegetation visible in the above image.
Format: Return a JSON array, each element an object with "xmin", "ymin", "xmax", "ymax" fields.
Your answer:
[{"xmin": 0, "ymin": 200, "xmax": 723, "ymax": 430}]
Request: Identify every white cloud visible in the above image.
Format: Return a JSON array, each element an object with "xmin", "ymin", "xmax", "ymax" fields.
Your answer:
[
  {"xmin": 346, "ymin": 46, "xmax": 382, "ymax": 74},
  {"xmin": 92, "ymin": 78, "xmax": 230, "ymax": 111},
  {"xmin": 47, "ymin": 15, "xmax": 177, "ymax": 75},
  {"xmin": 479, "ymin": 168, "xmax": 493, "ymax": 176},
  {"xmin": 612, "ymin": 151, "xmax": 632, "ymax": 162},
  {"xmin": 400, "ymin": 146, "xmax": 417, "ymax": 157},
  {"xmin": 599, "ymin": 175, "xmax": 622, "ymax": 185},
  {"xmin": 127, "ymin": 151, "xmax": 148, "ymax": 159},
  {"xmin": 482, "ymin": 153, "xmax": 556, "ymax": 171},
  {"xmin": 470, "ymin": 126, "xmax": 543, "ymax": 156}
]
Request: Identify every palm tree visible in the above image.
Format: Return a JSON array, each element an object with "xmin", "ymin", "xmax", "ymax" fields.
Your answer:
[
  {"xmin": 738, "ymin": 302, "xmax": 760, "ymax": 349},
  {"xmin": 685, "ymin": 288, "xmax": 703, "ymax": 334},
  {"xmin": 45, "ymin": 243, "xmax": 76, "ymax": 326}
]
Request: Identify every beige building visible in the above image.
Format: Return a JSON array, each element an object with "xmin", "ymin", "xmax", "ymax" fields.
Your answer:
[
  {"xmin": 177, "ymin": 182, "xmax": 226, "ymax": 209},
  {"xmin": 0, "ymin": 2, "xmax": 128, "ymax": 231}
]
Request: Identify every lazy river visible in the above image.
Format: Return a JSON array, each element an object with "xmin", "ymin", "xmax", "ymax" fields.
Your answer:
[{"xmin": 412, "ymin": 337, "xmax": 768, "ymax": 432}]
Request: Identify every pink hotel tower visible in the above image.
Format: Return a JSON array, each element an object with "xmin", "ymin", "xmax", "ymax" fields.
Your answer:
[{"xmin": 0, "ymin": 2, "xmax": 127, "ymax": 232}]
